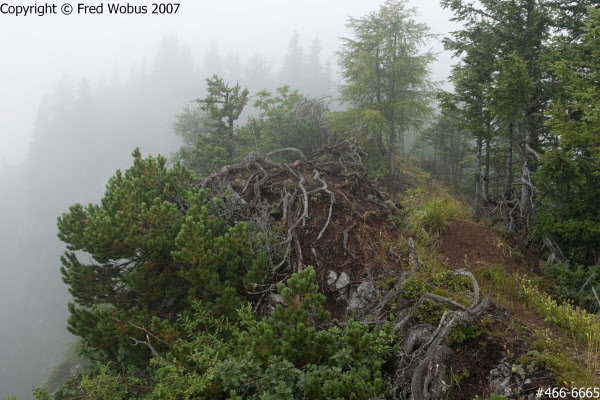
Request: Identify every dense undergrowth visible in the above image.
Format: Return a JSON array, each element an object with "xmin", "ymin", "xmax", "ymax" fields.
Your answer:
[
  {"xmin": 15, "ymin": 2, "xmax": 600, "ymax": 399},
  {"xmin": 27, "ymin": 151, "xmax": 600, "ymax": 399}
]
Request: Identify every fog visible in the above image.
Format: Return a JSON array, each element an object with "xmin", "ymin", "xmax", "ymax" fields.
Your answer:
[{"xmin": 0, "ymin": 1, "xmax": 459, "ymax": 398}]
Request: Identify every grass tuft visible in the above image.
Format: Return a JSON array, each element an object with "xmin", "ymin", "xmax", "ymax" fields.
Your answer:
[{"xmin": 407, "ymin": 196, "xmax": 471, "ymax": 236}]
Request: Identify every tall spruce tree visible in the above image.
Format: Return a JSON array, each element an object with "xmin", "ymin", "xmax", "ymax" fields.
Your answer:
[
  {"xmin": 279, "ymin": 31, "xmax": 305, "ymax": 89},
  {"xmin": 535, "ymin": 8, "xmax": 600, "ymax": 264},
  {"xmin": 438, "ymin": 22, "xmax": 496, "ymax": 216},
  {"xmin": 442, "ymin": 0, "xmax": 599, "ymax": 229},
  {"xmin": 442, "ymin": 0, "xmax": 549, "ymax": 228}
]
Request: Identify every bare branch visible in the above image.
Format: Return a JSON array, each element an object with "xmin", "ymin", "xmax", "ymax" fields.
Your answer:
[
  {"xmin": 312, "ymin": 170, "xmax": 336, "ymax": 241},
  {"xmin": 526, "ymin": 143, "xmax": 541, "ymax": 161},
  {"xmin": 264, "ymin": 147, "xmax": 307, "ymax": 162},
  {"xmin": 408, "ymin": 237, "xmax": 420, "ymax": 272},
  {"xmin": 196, "ymin": 151, "xmax": 259, "ymax": 189},
  {"xmin": 343, "ymin": 228, "xmax": 358, "ymax": 260}
]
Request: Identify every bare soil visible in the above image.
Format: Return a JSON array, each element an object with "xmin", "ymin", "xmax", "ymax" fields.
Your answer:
[{"xmin": 438, "ymin": 220, "xmax": 542, "ymax": 275}]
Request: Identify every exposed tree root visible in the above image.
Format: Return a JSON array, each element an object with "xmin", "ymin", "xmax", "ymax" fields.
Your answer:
[
  {"xmin": 190, "ymin": 144, "xmax": 488, "ymax": 400},
  {"xmin": 192, "ymin": 143, "xmax": 381, "ymax": 276},
  {"xmin": 388, "ymin": 270, "xmax": 489, "ymax": 399}
]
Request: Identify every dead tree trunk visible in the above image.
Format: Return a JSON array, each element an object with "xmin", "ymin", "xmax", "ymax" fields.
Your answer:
[
  {"xmin": 543, "ymin": 237, "xmax": 565, "ymax": 263},
  {"xmin": 390, "ymin": 270, "xmax": 490, "ymax": 400},
  {"xmin": 520, "ymin": 129, "xmax": 538, "ymax": 229}
]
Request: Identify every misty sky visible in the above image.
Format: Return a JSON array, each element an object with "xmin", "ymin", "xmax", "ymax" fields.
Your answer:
[{"xmin": 0, "ymin": 0, "xmax": 460, "ymax": 166}]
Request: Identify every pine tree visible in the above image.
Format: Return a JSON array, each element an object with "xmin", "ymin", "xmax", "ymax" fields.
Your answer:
[
  {"xmin": 197, "ymin": 75, "xmax": 250, "ymax": 167},
  {"xmin": 57, "ymin": 150, "xmax": 267, "ymax": 368}
]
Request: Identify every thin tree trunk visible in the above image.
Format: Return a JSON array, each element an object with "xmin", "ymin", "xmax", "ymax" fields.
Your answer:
[
  {"xmin": 441, "ymin": 143, "xmax": 448, "ymax": 182},
  {"xmin": 398, "ymin": 128, "xmax": 404, "ymax": 157},
  {"xmin": 483, "ymin": 136, "xmax": 490, "ymax": 203},
  {"xmin": 449, "ymin": 130, "xmax": 455, "ymax": 185},
  {"xmin": 432, "ymin": 143, "xmax": 437, "ymax": 178},
  {"xmin": 458, "ymin": 133, "xmax": 467, "ymax": 187},
  {"xmin": 474, "ymin": 136, "xmax": 483, "ymax": 218},
  {"xmin": 504, "ymin": 122, "xmax": 514, "ymax": 228},
  {"xmin": 389, "ymin": 121, "xmax": 397, "ymax": 177},
  {"xmin": 519, "ymin": 130, "xmax": 534, "ymax": 228},
  {"xmin": 377, "ymin": 134, "xmax": 388, "ymax": 157},
  {"xmin": 228, "ymin": 117, "xmax": 235, "ymax": 163}
]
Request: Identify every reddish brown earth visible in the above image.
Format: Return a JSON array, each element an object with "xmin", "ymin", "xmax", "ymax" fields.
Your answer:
[
  {"xmin": 232, "ymin": 165, "xmax": 405, "ymax": 318},
  {"xmin": 436, "ymin": 220, "xmax": 558, "ymax": 399},
  {"xmin": 438, "ymin": 219, "xmax": 542, "ymax": 274}
]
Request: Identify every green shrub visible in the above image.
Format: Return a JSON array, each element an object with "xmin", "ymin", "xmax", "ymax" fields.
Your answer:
[
  {"xmin": 543, "ymin": 261, "xmax": 600, "ymax": 313},
  {"xmin": 150, "ymin": 267, "xmax": 394, "ymax": 399},
  {"xmin": 56, "ymin": 151, "xmax": 270, "ymax": 370}
]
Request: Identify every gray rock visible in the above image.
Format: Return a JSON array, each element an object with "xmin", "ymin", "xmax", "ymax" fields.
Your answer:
[
  {"xmin": 489, "ymin": 362, "xmax": 513, "ymax": 397},
  {"xmin": 333, "ymin": 272, "xmax": 352, "ymax": 300},
  {"xmin": 258, "ymin": 292, "xmax": 284, "ymax": 318},
  {"xmin": 348, "ymin": 281, "xmax": 379, "ymax": 311},
  {"xmin": 327, "ymin": 271, "xmax": 338, "ymax": 286},
  {"xmin": 336, "ymin": 272, "xmax": 351, "ymax": 291},
  {"xmin": 270, "ymin": 293, "xmax": 283, "ymax": 305}
]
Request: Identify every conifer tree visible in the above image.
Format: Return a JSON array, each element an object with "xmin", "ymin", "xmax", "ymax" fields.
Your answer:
[
  {"xmin": 535, "ymin": 8, "xmax": 600, "ymax": 264},
  {"xmin": 57, "ymin": 150, "xmax": 267, "ymax": 367},
  {"xmin": 197, "ymin": 75, "xmax": 250, "ymax": 167},
  {"xmin": 442, "ymin": 0, "xmax": 599, "ymax": 228},
  {"xmin": 336, "ymin": 0, "xmax": 435, "ymax": 176},
  {"xmin": 279, "ymin": 31, "xmax": 305, "ymax": 89},
  {"xmin": 244, "ymin": 53, "xmax": 273, "ymax": 94}
]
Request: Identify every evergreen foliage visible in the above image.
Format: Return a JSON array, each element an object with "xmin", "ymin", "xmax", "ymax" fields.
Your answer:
[
  {"xmin": 335, "ymin": 0, "xmax": 435, "ymax": 176},
  {"xmin": 535, "ymin": 8, "xmax": 600, "ymax": 265},
  {"xmin": 171, "ymin": 105, "xmax": 213, "ymax": 173},
  {"xmin": 429, "ymin": 0, "xmax": 600, "ymax": 237},
  {"xmin": 18, "ymin": 2, "xmax": 600, "ymax": 399},
  {"xmin": 57, "ymin": 149, "xmax": 268, "ymax": 368},
  {"xmin": 2, "ymin": 25, "xmax": 337, "ymax": 398},
  {"xmin": 150, "ymin": 267, "xmax": 393, "ymax": 399},
  {"xmin": 172, "ymin": 83, "xmax": 325, "ymax": 175},
  {"xmin": 40, "ymin": 268, "xmax": 394, "ymax": 400},
  {"xmin": 197, "ymin": 76, "xmax": 250, "ymax": 166},
  {"xmin": 242, "ymin": 86, "xmax": 322, "ymax": 157}
]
